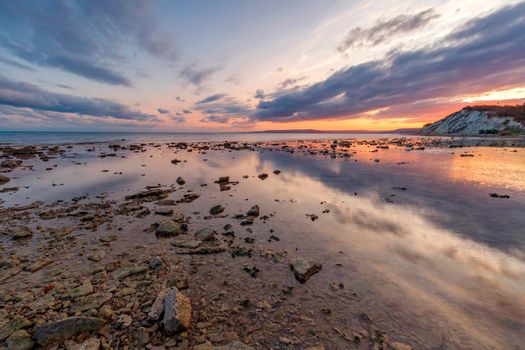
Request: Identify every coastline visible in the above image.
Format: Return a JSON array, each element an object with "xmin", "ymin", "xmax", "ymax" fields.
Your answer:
[{"xmin": 1, "ymin": 138, "xmax": 524, "ymax": 349}]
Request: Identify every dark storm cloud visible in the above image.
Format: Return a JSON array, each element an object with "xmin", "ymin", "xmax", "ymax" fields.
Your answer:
[
  {"xmin": 157, "ymin": 108, "xmax": 170, "ymax": 114},
  {"xmin": 338, "ymin": 8, "xmax": 439, "ymax": 52},
  {"xmin": 253, "ymin": 3, "xmax": 525, "ymax": 122},
  {"xmin": 0, "ymin": 1, "xmax": 177, "ymax": 86},
  {"xmin": 0, "ymin": 75, "xmax": 155, "ymax": 121},
  {"xmin": 196, "ymin": 93, "xmax": 227, "ymax": 105}
]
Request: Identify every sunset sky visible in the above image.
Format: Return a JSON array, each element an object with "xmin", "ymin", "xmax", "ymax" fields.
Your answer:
[{"xmin": 0, "ymin": 0, "xmax": 524, "ymax": 132}]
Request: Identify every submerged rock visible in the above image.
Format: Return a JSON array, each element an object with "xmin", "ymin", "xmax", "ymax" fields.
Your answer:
[
  {"xmin": 10, "ymin": 226, "xmax": 32, "ymax": 240},
  {"xmin": 176, "ymin": 176, "xmax": 186, "ymax": 185},
  {"xmin": 290, "ymin": 257, "xmax": 322, "ymax": 283},
  {"xmin": 162, "ymin": 288, "xmax": 192, "ymax": 335},
  {"xmin": 0, "ymin": 175, "xmax": 10, "ymax": 185},
  {"xmin": 34, "ymin": 317, "xmax": 105, "ymax": 347},
  {"xmin": 246, "ymin": 205, "xmax": 259, "ymax": 217},
  {"xmin": 209, "ymin": 205, "xmax": 225, "ymax": 215}
]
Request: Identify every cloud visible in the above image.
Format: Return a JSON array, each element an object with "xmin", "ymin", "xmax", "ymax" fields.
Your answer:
[
  {"xmin": 200, "ymin": 115, "xmax": 230, "ymax": 124},
  {"xmin": 157, "ymin": 108, "xmax": 170, "ymax": 114},
  {"xmin": 0, "ymin": 1, "xmax": 177, "ymax": 86},
  {"xmin": 171, "ymin": 115, "xmax": 187, "ymax": 123},
  {"xmin": 0, "ymin": 75, "xmax": 155, "ymax": 121},
  {"xmin": 194, "ymin": 94, "xmax": 252, "ymax": 124},
  {"xmin": 179, "ymin": 64, "xmax": 220, "ymax": 88},
  {"xmin": 0, "ymin": 57, "xmax": 37, "ymax": 72},
  {"xmin": 175, "ymin": 96, "xmax": 185, "ymax": 102},
  {"xmin": 182, "ymin": 109, "xmax": 192, "ymax": 114},
  {"xmin": 196, "ymin": 93, "xmax": 226, "ymax": 105},
  {"xmin": 254, "ymin": 89, "xmax": 265, "ymax": 100},
  {"xmin": 279, "ymin": 76, "xmax": 306, "ymax": 89},
  {"xmin": 253, "ymin": 3, "xmax": 525, "ymax": 123},
  {"xmin": 338, "ymin": 9, "xmax": 439, "ymax": 52}
]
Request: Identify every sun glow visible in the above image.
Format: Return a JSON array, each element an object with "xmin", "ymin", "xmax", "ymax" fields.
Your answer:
[{"xmin": 462, "ymin": 87, "xmax": 525, "ymax": 103}]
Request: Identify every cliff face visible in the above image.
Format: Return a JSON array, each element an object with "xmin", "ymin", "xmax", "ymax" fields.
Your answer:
[{"xmin": 421, "ymin": 105, "xmax": 525, "ymax": 135}]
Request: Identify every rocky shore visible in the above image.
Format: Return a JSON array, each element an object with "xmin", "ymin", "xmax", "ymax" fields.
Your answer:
[{"xmin": 1, "ymin": 137, "xmax": 523, "ymax": 350}]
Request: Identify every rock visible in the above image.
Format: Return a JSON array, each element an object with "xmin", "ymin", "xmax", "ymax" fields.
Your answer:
[
  {"xmin": 391, "ymin": 342, "xmax": 414, "ymax": 350},
  {"xmin": 155, "ymin": 199, "xmax": 177, "ymax": 206},
  {"xmin": 70, "ymin": 280, "xmax": 93, "ymax": 299},
  {"xmin": 71, "ymin": 293, "xmax": 112, "ymax": 313},
  {"xmin": 273, "ymin": 170, "xmax": 281, "ymax": 175},
  {"xmin": 176, "ymin": 176, "xmax": 186, "ymax": 185},
  {"xmin": 246, "ymin": 205, "xmax": 259, "ymax": 217},
  {"xmin": 0, "ymin": 316, "xmax": 31, "ymax": 341},
  {"xmin": 116, "ymin": 314, "xmax": 133, "ymax": 329},
  {"xmin": 215, "ymin": 176, "xmax": 230, "ymax": 183},
  {"xmin": 125, "ymin": 189, "xmax": 167, "ymax": 201},
  {"xmin": 171, "ymin": 159, "xmax": 181, "ymax": 164},
  {"xmin": 209, "ymin": 205, "xmax": 225, "ymax": 215},
  {"xmin": 6, "ymin": 330, "xmax": 34, "ymax": 350},
  {"xmin": 34, "ymin": 317, "xmax": 105, "ymax": 347},
  {"xmin": 195, "ymin": 228, "xmax": 216, "ymax": 241},
  {"xmin": 258, "ymin": 173, "xmax": 268, "ymax": 180},
  {"xmin": 162, "ymin": 288, "xmax": 191, "ymax": 335},
  {"xmin": 114, "ymin": 266, "xmax": 147, "ymax": 279},
  {"xmin": 73, "ymin": 337, "xmax": 101, "ymax": 350},
  {"xmin": 148, "ymin": 290, "xmax": 168, "ymax": 323},
  {"xmin": 212, "ymin": 341, "xmax": 255, "ymax": 350},
  {"xmin": 155, "ymin": 208, "xmax": 174, "ymax": 216},
  {"xmin": 0, "ymin": 175, "xmax": 10, "ymax": 185},
  {"xmin": 290, "ymin": 257, "xmax": 322, "ymax": 283},
  {"xmin": 98, "ymin": 305, "xmax": 114, "ymax": 320},
  {"xmin": 87, "ymin": 250, "xmax": 106, "ymax": 262},
  {"xmin": 149, "ymin": 256, "xmax": 165, "ymax": 271},
  {"xmin": 10, "ymin": 226, "xmax": 32, "ymax": 240},
  {"xmin": 155, "ymin": 220, "xmax": 188, "ymax": 237},
  {"xmin": 1, "ymin": 159, "xmax": 22, "ymax": 169}
]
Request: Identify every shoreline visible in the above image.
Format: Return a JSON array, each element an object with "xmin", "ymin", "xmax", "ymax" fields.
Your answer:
[{"xmin": 1, "ymin": 138, "xmax": 524, "ymax": 349}]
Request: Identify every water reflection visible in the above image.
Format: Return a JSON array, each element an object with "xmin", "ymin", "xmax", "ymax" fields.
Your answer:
[{"xmin": 2, "ymin": 143, "xmax": 524, "ymax": 349}]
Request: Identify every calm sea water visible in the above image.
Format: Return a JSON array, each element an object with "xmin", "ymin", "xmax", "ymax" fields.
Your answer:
[{"xmin": 0, "ymin": 131, "xmax": 406, "ymax": 145}]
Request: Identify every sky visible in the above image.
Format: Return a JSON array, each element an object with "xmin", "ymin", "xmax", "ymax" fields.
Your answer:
[{"xmin": 0, "ymin": 0, "xmax": 524, "ymax": 132}]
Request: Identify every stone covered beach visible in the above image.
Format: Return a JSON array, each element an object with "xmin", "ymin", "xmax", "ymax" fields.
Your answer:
[{"xmin": 1, "ymin": 137, "xmax": 524, "ymax": 350}]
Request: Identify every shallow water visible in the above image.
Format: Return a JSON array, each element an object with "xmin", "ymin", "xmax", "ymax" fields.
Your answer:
[{"xmin": 1, "ymin": 141, "xmax": 524, "ymax": 349}]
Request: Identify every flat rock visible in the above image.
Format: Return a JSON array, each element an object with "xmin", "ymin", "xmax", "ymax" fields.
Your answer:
[
  {"xmin": 71, "ymin": 293, "xmax": 112, "ymax": 313},
  {"xmin": 155, "ymin": 208, "xmax": 174, "ymax": 216},
  {"xmin": 0, "ymin": 316, "xmax": 30, "ymax": 341},
  {"xmin": 290, "ymin": 257, "xmax": 322, "ymax": 283},
  {"xmin": 212, "ymin": 341, "xmax": 255, "ymax": 350},
  {"xmin": 148, "ymin": 290, "xmax": 168, "ymax": 323},
  {"xmin": 6, "ymin": 330, "xmax": 34, "ymax": 350},
  {"xmin": 195, "ymin": 228, "xmax": 216, "ymax": 241},
  {"xmin": 209, "ymin": 205, "xmax": 225, "ymax": 215},
  {"xmin": 162, "ymin": 288, "xmax": 191, "ymax": 335},
  {"xmin": 34, "ymin": 317, "xmax": 105, "ymax": 347},
  {"xmin": 156, "ymin": 220, "xmax": 188, "ymax": 237},
  {"xmin": 10, "ymin": 226, "xmax": 32, "ymax": 240},
  {"xmin": 71, "ymin": 280, "xmax": 93, "ymax": 299}
]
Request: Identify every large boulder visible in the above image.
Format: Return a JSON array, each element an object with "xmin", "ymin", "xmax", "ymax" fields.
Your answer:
[{"xmin": 34, "ymin": 317, "xmax": 105, "ymax": 347}]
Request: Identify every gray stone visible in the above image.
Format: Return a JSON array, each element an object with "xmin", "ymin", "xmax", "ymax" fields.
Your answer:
[
  {"xmin": 0, "ymin": 316, "xmax": 30, "ymax": 341},
  {"xmin": 155, "ymin": 220, "xmax": 188, "ymax": 237},
  {"xmin": 6, "ymin": 330, "xmax": 34, "ymax": 350},
  {"xmin": 209, "ymin": 205, "xmax": 225, "ymax": 215},
  {"xmin": 71, "ymin": 293, "xmax": 112, "ymax": 313},
  {"xmin": 34, "ymin": 317, "xmax": 105, "ymax": 347},
  {"xmin": 162, "ymin": 288, "xmax": 191, "ymax": 335},
  {"xmin": 290, "ymin": 257, "xmax": 322, "ymax": 283},
  {"xmin": 71, "ymin": 280, "xmax": 93, "ymax": 299},
  {"xmin": 194, "ymin": 228, "xmax": 216, "ymax": 241},
  {"xmin": 246, "ymin": 205, "xmax": 259, "ymax": 217}
]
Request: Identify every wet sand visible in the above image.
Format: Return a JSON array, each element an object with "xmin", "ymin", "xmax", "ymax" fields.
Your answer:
[{"xmin": 1, "ymin": 137, "xmax": 524, "ymax": 350}]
